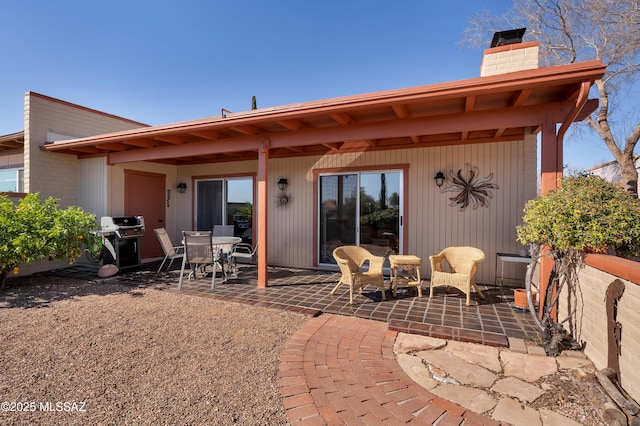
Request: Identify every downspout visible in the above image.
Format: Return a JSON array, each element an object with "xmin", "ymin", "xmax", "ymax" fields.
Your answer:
[{"xmin": 538, "ymin": 81, "xmax": 591, "ymax": 320}]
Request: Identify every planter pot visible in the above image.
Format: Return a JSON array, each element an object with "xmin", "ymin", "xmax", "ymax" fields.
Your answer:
[{"xmin": 514, "ymin": 289, "xmax": 537, "ymax": 309}]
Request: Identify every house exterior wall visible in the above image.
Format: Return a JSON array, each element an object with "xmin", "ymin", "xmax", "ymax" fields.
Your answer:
[
  {"xmin": 24, "ymin": 92, "xmax": 144, "ymax": 208},
  {"xmin": 561, "ymin": 259, "xmax": 640, "ymax": 403},
  {"xmin": 0, "ymin": 152, "xmax": 23, "ymax": 168},
  {"xmin": 589, "ymin": 157, "xmax": 640, "ymax": 196},
  {"xmin": 108, "ymin": 161, "xmax": 178, "ymax": 241},
  {"xmin": 78, "ymin": 157, "xmax": 109, "ymax": 219},
  {"xmin": 266, "ymin": 136, "xmax": 536, "ymax": 283},
  {"xmin": 15, "ymin": 93, "xmax": 146, "ymax": 277},
  {"xmin": 163, "ymin": 134, "xmax": 536, "ymax": 283}
]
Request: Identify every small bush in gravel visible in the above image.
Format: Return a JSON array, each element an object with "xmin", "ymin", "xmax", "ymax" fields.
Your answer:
[{"xmin": 0, "ymin": 193, "xmax": 98, "ymax": 289}]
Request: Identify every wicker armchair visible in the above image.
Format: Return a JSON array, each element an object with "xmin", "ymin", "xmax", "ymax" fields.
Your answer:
[
  {"xmin": 429, "ymin": 246, "xmax": 486, "ymax": 306},
  {"xmin": 331, "ymin": 246, "xmax": 386, "ymax": 304}
]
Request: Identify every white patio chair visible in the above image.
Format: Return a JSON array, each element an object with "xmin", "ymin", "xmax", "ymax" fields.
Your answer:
[
  {"xmin": 228, "ymin": 242, "xmax": 258, "ymax": 276},
  {"xmin": 154, "ymin": 227, "xmax": 185, "ymax": 276}
]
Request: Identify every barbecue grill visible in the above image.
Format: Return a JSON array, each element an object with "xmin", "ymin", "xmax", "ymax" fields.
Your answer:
[{"xmin": 99, "ymin": 216, "xmax": 145, "ymax": 270}]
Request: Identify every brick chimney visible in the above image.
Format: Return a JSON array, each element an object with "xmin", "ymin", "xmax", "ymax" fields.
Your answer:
[{"xmin": 480, "ymin": 41, "xmax": 540, "ymax": 77}]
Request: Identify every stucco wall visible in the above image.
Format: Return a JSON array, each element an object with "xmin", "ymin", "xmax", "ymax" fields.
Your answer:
[
  {"xmin": 560, "ymin": 256, "xmax": 640, "ymax": 403},
  {"xmin": 24, "ymin": 92, "xmax": 145, "ymax": 208}
]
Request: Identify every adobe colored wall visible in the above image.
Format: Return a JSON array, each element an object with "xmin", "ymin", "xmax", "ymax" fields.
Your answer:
[{"xmin": 559, "ymin": 254, "xmax": 640, "ymax": 403}]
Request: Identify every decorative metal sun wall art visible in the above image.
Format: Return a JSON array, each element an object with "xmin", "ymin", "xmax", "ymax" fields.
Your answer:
[
  {"xmin": 275, "ymin": 192, "xmax": 292, "ymax": 208},
  {"xmin": 442, "ymin": 164, "xmax": 499, "ymax": 210}
]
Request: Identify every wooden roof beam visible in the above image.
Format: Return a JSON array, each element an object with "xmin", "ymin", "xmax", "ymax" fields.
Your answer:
[
  {"xmin": 465, "ymin": 95, "xmax": 476, "ymax": 112},
  {"xmin": 330, "ymin": 112, "xmax": 352, "ymax": 126},
  {"xmin": 71, "ymin": 146, "xmax": 101, "ymax": 154},
  {"xmin": 95, "ymin": 142, "xmax": 128, "ymax": 151},
  {"xmin": 322, "ymin": 142, "xmax": 342, "ymax": 150},
  {"xmin": 229, "ymin": 125, "xmax": 261, "ymax": 136},
  {"xmin": 154, "ymin": 134, "xmax": 184, "ymax": 144},
  {"xmin": 495, "ymin": 128, "xmax": 506, "ymax": 138},
  {"xmin": 392, "ymin": 104, "xmax": 409, "ymax": 119},
  {"xmin": 512, "ymin": 89, "xmax": 532, "ymax": 107},
  {"xmin": 277, "ymin": 119, "xmax": 304, "ymax": 131},
  {"xmin": 125, "ymin": 139, "xmax": 155, "ymax": 148},
  {"xmin": 189, "ymin": 130, "xmax": 219, "ymax": 141}
]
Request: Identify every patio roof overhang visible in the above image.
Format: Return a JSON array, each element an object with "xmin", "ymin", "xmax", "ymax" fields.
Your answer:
[
  {"xmin": 42, "ymin": 60, "xmax": 605, "ymax": 165},
  {"xmin": 0, "ymin": 131, "xmax": 25, "ymax": 153}
]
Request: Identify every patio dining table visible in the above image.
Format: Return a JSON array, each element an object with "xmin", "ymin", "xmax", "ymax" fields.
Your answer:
[
  {"xmin": 211, "ymin": 236, "xmax": 242, "ymax": 281},
  {"xmin": 182, "ymin": 235, "xmax": 242, "ymax": 282}
]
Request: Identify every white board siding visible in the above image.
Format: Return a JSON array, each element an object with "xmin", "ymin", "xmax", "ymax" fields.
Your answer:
[
  {"xmin": 78, "ymin": 157, "xmax": 108, "ymax": 219},
  {"xmin": 267, "ymin": 137, "xmax": 537, "ymax": 284}
]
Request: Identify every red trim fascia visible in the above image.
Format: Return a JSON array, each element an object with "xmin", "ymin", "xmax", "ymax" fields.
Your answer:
[
  {"xmin": 483, "ymin": 41, "xmax": 539, "ymax": 55},
  {"xmin": 42, "ymin": 60, "xmax": 605, "ymax": 153},
  {"xmin": 584, "ymin": 254, "xmax": 640, "ymax": 286}
]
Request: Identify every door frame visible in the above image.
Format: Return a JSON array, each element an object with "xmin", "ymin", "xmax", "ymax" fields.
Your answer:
[{"xmin": 312, "ymin": 164, "xmax": 409, "ymax": 267}]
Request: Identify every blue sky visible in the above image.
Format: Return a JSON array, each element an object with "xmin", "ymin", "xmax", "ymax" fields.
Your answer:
[{"xmin": 0, "ymin": 0, "xmax": 621, "ymax": 170}]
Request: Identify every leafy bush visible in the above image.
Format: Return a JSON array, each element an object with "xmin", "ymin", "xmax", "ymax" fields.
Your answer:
[
  {"xmin": 0, "ymin": 193, "xmax": 98, "ymax": 289},
  {"xmin": 517, "ymin": 175, "xmax": 640, "ymax": 257},
  {"xmin": 516, "ymin": 175, "xmax": 640, "ymax": 354}
]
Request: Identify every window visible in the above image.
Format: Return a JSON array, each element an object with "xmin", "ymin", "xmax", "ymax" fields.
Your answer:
[
  {"xmin": 194, "ymin": 177, "xmax": 253, "ymax": 241},
  {"xmin": 0, "ymin": 167, "xmax": 24, "ymax": 192}
]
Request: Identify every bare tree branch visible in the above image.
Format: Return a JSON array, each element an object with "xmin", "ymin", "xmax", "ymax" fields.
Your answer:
[{"xmin": 462, "ymin": 0, "xmax": 640, "ymax": 195}]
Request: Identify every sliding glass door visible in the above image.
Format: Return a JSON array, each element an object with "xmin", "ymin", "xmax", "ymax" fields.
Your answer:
[
  {"xmin": 195, "ymin": 177, "xmax": 253, "ymax": 241},
  {"xmin": 318, "ymin": 170, "xmax": 402, "ymax": 265}
]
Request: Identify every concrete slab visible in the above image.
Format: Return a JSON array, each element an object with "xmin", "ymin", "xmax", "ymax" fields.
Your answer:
[
  {"xmin": 431, "ymin": 383, "xmax": 497, "ymax": 414},
  {"xmin": 393, "ymin": 332, "xmax": 446, "ymax": 354},
  {"xmin": 526, "ymin": 345, "xmax": 547, "ymax": 356},
  {"xmin": 500, "ymin": 351, "xmax": 557, "ymax": 382},
  {"xmin": 491, "ymin": 377, "xmax": 545, "ymax": 403},
  {"xmin": 539, "ymin": 408, "xmax": 583, "ymax": 426},
  {"xmin": 416, "ymin": 349, "xmax": 497, "ymax": 387},
  {"xmin": 395, "ymin": 353, "xmax": 438, "ymax": 390},
  {"xmin": 492, "ymin": 397, "xmax": 541, "ymax": 426},
  {"xmin": 444, "ymin": 340, "xmax": 502, "ymax": 372}
]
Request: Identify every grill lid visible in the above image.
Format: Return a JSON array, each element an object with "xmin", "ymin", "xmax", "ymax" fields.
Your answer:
[{"xmin": 101, "ymin": 216, "xmax": 145, "ymax": 236}]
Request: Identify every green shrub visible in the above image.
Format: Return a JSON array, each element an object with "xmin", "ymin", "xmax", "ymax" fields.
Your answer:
[
  {"xmin": 0, "ymin": 193, "xmax": 98, "ymax": 289},
  {"xmin": 517, "ymin": 175, "xmax": 640, "ymax": 257}
]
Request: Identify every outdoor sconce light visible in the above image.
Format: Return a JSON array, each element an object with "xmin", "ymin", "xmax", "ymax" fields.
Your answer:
[
  {"xmin": 277, "ymin": 178, "xmax": 288, "ymax": 192},
  {"xmin": 434, "ymin": 171, "xmax": 445, "ymax": 187},
  {"xmin": 176, "ymin": 182, "xmax": 187, "ymax": 194}
]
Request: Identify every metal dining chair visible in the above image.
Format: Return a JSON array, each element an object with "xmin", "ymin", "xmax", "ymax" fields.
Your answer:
[
  {"xmin": 153, "ymin": 227, "xmax": 184, "ymax": 276},
  {"xmin": 178, "ymin": 231, "xmax": 219, "ymax": 290}
]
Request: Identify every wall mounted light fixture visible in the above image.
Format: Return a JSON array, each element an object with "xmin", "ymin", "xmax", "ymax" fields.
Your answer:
[
  {"xmin": 434, "ymin": 171, "xmax": 445, "ymax": 187},
  {"xmin": 277, "ymin": 178, "xmax": 288, "ymax": 191},
  {"xmin": 176, "ymin": 182, "xmax": 187, "ymax": 193}
]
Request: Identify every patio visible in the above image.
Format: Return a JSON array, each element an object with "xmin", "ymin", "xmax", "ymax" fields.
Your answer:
[{"xmin": 48, "ymin": 262, "xmax": 540, "ymax": 346}]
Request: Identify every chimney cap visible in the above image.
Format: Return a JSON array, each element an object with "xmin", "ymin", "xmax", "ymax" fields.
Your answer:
[{"xmin": 490, "ymin": 28, "xmax": 526, "ymax": 48}]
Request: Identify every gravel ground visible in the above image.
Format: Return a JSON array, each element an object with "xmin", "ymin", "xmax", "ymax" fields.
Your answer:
[{"xmin": 0, "ymin": 276, "xmax": 308, "ymax": 425}]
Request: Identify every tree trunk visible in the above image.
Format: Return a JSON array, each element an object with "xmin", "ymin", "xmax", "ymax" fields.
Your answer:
[{"xmin": 619, "ymin": 155, "xmax": 638, "ymax": 195}]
